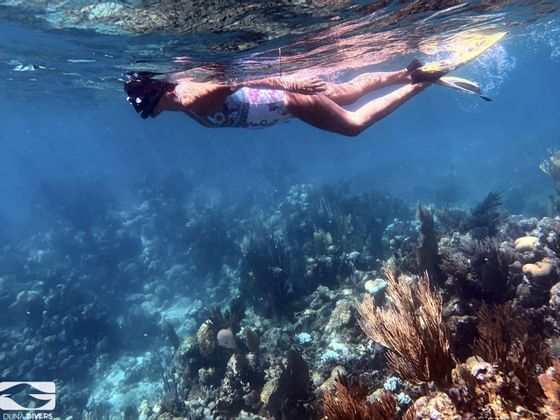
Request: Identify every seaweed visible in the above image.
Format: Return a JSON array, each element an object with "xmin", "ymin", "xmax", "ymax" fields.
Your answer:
[
  {"xmin": 462, "ymin": 192, "xmax": 503, "ymax": 239},
  {"xmin": 334, "ymin": 189, "xmax": 411, "ymax": 260},
  {"xmin": 184, "ymin": 207, "xmax": 239, "ymax": 279},
  {"xmin": 303, "ymin": 252, "xmax": 354, "ymax": 291},
  {"xmin": 472, "ymin": 302, "xmax": 550, "ymax": 412},
  {"xmin": 240, "ymin": 231, "xmax": 299, "ymax": 318},
  {"xmin": 357, "ymin": 266, "xmax": 454, "ymax": 389},
  {"xmin": 434, "ymin": 206, "xmax": 468, "ymax": 235},
  {"xmin": 161, "ymin": 368, "xmax": 188, "ymax": 416},
  {"xmin": 322, "ymin": 376, "xmax": 397, "ymax": 420},
  {"xmin": 284, "ymin": 184, "xmax": 410, "ymax": 261},
  {"xmin": 540, "ymin": 149, "xmax": 560, "ymax": 187},
  {"xmin": 204, "ymin": 298, "xmax": 246, "ymax": 335},
  {"xmin": 356, "ymin": 292, "xmax": 552, "ymax": 417},
  {"xmin": 415, "ymin": 205, "xmax": 443, "ymax": 286},
  {"xmin": 441, "ymin": 237, "xmax": 515, "ymax": 303},
  {"xmin": 539, "ymin": 361, "xmax": 560, "ymax": 418}
]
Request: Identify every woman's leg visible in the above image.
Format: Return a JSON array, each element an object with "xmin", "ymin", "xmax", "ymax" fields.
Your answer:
[
  {"xmin": 322, "ymin": 69, "xmax": 412, "ymax": 106},
  {"xmin": 285, "ymin": 82, "xmax": 429, "ymax": 137}
]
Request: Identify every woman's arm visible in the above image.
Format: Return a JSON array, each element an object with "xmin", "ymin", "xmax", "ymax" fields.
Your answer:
[
  {"xmin": 172, "ymin": 76, "xmax": 326, "ymax": 116},
  {"xmin": 232, "ymin": 76, "xmax": 326, "ymax": 94}
]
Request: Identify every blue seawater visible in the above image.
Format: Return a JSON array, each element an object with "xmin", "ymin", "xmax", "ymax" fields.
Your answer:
[{"xmin": 1, "ymin": 1, "xmax": 560, "ymax": 418}]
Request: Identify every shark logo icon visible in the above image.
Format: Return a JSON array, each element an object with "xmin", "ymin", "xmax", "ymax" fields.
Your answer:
[{"xmin": 0, "ymin": 382, "xmax": 56, "ymax": 411}]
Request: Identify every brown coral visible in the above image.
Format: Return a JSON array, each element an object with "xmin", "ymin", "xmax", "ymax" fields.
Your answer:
[
  {"xmin": 356, "ymin": 266, "xmax": 453, "ymax": 389},
  {"xmin": 472, "ymin": 302, "xmax": 550, "ymax": 412},
  {"xmin": 322, "ymin": 376, "xmax": 396, "ymax": 420},
  {"xmin": 539, "ymin": 361, "xmax": 560, "ymax": 418},
  {"xmin": 472, "ymin": 302, "xmax": 514, "ymax": 365}
]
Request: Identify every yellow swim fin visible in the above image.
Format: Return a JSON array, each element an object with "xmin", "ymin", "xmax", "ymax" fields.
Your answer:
[
  {"xmin": 436, "ymin": 76, "xmax": 492, "ymax": 101},
  {"xmin": 419, "ymin": 61, "xmax": 453, "ymax": 74},
  {"xmin": 409, "ymin": 60, "xmax": 454, "ymax": 83}
]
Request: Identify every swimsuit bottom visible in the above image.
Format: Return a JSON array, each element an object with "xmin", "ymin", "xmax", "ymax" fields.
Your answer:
[{"xmin": 196, "ymin": 87, "xmax": 292, "ymax": 128}]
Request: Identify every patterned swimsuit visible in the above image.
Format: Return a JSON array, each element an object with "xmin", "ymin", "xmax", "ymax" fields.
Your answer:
[{"xmin": 191, "ymin": 87, "xmax": 291, "ymax": 128}]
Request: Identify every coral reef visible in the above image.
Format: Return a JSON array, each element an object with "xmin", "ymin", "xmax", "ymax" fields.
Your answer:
[
  {"xmin": 322, "ymin": 376, "xmax": 398, "ymax": 420},
  {"xmin": 415, "ymin": 205, "xmax": 443, "ymax": 285},
  {"xmin": 3, "ymin": 174, "xmax": 560, "ymax": 418},
  {"xmin": 539, "ymin": 361, "xmax": 560, "ymax": 417},
  {"xmin": 357, "ymin": 267, "xmax": 453, "ymax": 389},
  {"xmin": 540, "ymin": 150, "xmax": 560, "ymax": 215},
  {"xmin": 462, "ymin": 192, "xmax": 504, "ymax": 240}
]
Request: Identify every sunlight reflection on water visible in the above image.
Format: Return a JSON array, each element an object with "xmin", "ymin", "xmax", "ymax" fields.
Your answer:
[{"xmin": 0, "ymin": 1, "xmax": 558, "ymax": 98}]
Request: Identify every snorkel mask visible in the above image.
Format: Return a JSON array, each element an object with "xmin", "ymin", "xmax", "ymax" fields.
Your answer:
[{"xmin": 124, "ymin": 72, "xmax": 173, "ymax": 119}]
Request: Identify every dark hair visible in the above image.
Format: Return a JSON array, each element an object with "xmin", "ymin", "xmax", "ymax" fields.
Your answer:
[{"xmin": 124, "ymin": 72, "xmax": 176, "ymax": 119}]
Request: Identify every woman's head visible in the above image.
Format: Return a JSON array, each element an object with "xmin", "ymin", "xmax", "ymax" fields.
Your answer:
[{"xmin": 124, "ymin": 72, "xmax": 176, "ymax": 119}]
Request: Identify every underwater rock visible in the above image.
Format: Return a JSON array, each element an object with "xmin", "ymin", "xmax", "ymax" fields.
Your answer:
[
  {"xmin": 414, "ymin": 391, "xmax": 460, "ymax": 419},
  {"xmin": 550, "ymin": 282, "xmax": 560, "ymax": 311},
  {"xmin": 80, "ymin": 2, "xmax": 126, "ymax": 24},
  {"xmin": 244, "ymin": 327, "xmax": 260, "ymax": 353},
  {"xmin": 213, "ymin": 350, "xmax": 265, "ymax": 417},
  {"xmin": 514, "ymin": 235, "xmax": 539, "ymax": 251},
  {"xmin": 237, "ymin": 409, "xmax": 267, "ymax": 420},
  {"xmin": 500, "ymin": 216, "xmax": 539, "ymax": 239},
  {"xmin": 465, "ymin": 356, "xmax": 503, "ymax": 383},
  {"xmin": 383, "ymin": 376, "xmax": 402, "ymax": 392},
  {"xmin": 242, "ymin": 390, "xmax": 262, "ymax": 413},
  {"xmin": 295, "ymin": 332, "xmax": 313, "ymax": 345},
  {"xmin": 319, "ymin": 365, "xmax": 347, "ymax": 393},
  {"xmin": 523, "ymin": 258, "xmax": 554, "ymax": 278},
  {"xmin": 138, "ymin": 399, "xmax": 150, "ymax": 419},
  {"xmin": 308, "ymin": 285, "xmax": 334, "ymax": 311},
  {"xmin": 87, "ymin": 352, "xmax": 162, "ymax": 417},
  {"xmin": 216, "ymin": 354, "xmax": 244, "ymax": 416},
  {"xmin": 444, "ymin": 299, "xmax": 478, "ymax": 361},
  {"xmin": 197, "ymin": 320, "xmax": 217, "ymax": 357},
  {"xmin": 517, "ymin": 258, "xmax": 558, "ymax": 307},
  {"xmin": 161, "ymin": 320, "xmax": 180, "ymax": 350},
  {"xmin": 448, "ymin": 355, "xmax": 543, "ymax": 418},
  {"xmin": 260, "ymin": 378, "xmax": 281, "ymax": 415},
  {"xmin": 260, "ymin": 351, "xmax": 314, "ymax": 419},
  {"xmin": 215, "ymin": 354, "xmax": 245, "ymax": 415},
  {"xmin": 324, "ymin": 299, "xmax": 353, "ymax": 336},
  {"xmin": 198, "ymin": 367, "xmax": 219, "ymax": 387},
  {"xmin": 364, "ymin": 278, "xmax": 387, "ymax": 296}
]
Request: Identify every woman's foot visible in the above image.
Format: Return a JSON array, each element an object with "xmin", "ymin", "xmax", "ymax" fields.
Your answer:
[
  {"xmin": 407, "ymin": 58, "xmax": 424, "ymax": 72},
  {"xmin": 408, "ymin": 59, "xmax": 447, "ymax": 83}
]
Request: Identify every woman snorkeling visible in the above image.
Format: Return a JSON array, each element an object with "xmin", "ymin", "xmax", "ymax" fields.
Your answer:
[{"xmin": 124, "ymin": 60, "xmax": 443, "ymax": 137}]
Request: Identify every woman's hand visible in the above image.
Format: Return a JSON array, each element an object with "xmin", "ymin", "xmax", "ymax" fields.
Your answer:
[{"xmin": 284, "ymin": 77, "xmax": 326, "ymax": 94}]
